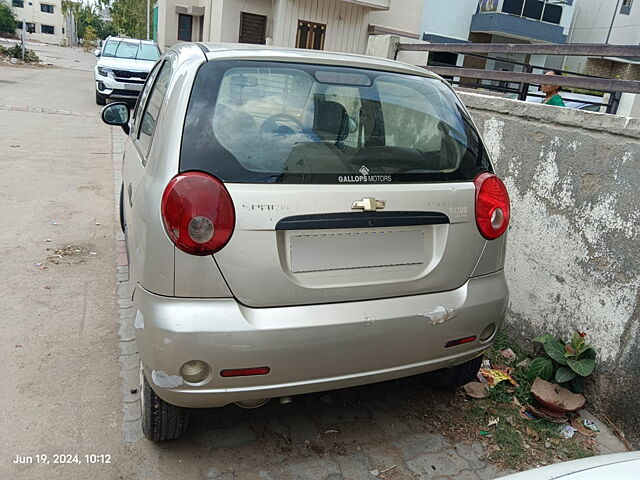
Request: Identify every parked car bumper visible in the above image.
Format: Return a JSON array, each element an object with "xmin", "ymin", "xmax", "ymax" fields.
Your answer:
[
  {"xmin": 95, "ymin": 76, "xmax": 143, "ymax": 101},
  {"xmin": 134, "ymin": 270, "xmax": 508, "ymax": 408}
]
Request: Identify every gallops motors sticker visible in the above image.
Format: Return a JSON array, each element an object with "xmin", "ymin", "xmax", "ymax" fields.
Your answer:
[{"xmin": 338, "ymin": 165, "xmax": 392, "ymax": 183}]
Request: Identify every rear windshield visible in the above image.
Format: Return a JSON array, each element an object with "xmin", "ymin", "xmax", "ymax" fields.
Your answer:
[
  {"xmin": 102, "ymin": 40, "xmax": 160, "ymax": 61},
  {"xmin": 181, "ymin": 61, "xmax": 491, "ymax": 183}
]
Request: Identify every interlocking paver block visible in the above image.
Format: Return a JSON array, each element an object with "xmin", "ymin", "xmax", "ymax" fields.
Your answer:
[
  {"xmin": 405, "ymin": 450, "xmax": 469, "ymax": 477},
  {"xmin": 454, "ymin": 442, "xmax": 488, "ymax": 469},
  {"xmin": 393, "ymin": 432, "xmax": 449, "ymax": 459},
  {"xmin": 335, "ymin": 451, "xmax": 373, "ymax": 480},
  {"xmin": 283, "ymin": 458, "xmax": 342, "ymax": 480}
]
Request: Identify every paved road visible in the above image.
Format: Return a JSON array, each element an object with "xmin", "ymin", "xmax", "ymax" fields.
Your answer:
[{"xmin": 0, "ymin": 46, "xmax": 622, "ymax": 480}]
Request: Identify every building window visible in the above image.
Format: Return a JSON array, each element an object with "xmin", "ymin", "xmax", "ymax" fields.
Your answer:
[
  {"xmin": 40, "ymin": 3, "xmax": 54, "ymax": 13},
  {"xmin": 621, "ymin": 0, "xmax": 633, "ymax": 14},
  {"xmin": 12, "ymin": 0, "xmax": 24, "ymax": 7},
  {"xmin": 542, "ymin": 2, "xmax": 562, "ymax": 23},
  {"xmin": 26, "ymin": 22, "xmax": 35, "ymax": 33},
  {"xmin": 499, "ymin": 0, "xmax": 562, "ymax": 25},
  {"xmin": 239, "ymin": 12, "xmax": 267, "ymax": 44},
  {"xmin": 177, "ymin": 13, "xmax": 192, "ymax": 41},
  {"xmin": 296, "ymin": 20, "xmax": 325, "ymax": 50},
  {"xmin": 41, "ymin": 24, "xmax": 54, "ymax": 34}
]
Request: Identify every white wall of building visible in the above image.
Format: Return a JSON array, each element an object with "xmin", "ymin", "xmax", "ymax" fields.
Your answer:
[
  {"xmin": 566, "ymin": 0, "xmax": 640, "ymax": 73},
  {"xmin": 216, "ymin": 0, "xmax": 272, "ymax": 43},
  {"xmin": 569, "ymin": 0, "xmax": 640, "ymax": 45},
  {"xmin": 368, "ymin": 0, "xmax": 423, "ymax": 38},
  {"xmin": 157, "ymin": 0, "xmax": 423, "ymax": 54},
  {"xmin": 272, "ymin": 0, "xmax": 368, "ymax": 53},
  {"xmin": 420, "ymin": 0, "xmax": 477, "ymax": 41},
  {"xmin": 12, "ymin": 0, "xmax": 65, "ymax": 45}
]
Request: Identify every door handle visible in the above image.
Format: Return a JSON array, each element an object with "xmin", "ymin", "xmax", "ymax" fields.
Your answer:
[{"xmin": 127, "ymin": 183, "xmax": 133, "ymax": 207}]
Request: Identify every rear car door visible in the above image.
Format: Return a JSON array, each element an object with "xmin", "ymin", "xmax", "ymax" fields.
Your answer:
[{"xmin": 124, "ymin": 58, "xmax": 173, "ymax": 284}]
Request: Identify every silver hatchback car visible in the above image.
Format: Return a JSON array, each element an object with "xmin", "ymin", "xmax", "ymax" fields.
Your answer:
[{"xmin": 101, "ymin": 43, "xmax": 510, "ymax": 441}]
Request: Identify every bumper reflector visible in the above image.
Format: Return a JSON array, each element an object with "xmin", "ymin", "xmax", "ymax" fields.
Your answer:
[
  {"xmin": 444, "ymin": 336, "xmax": 477, "ymax": 348},
  {"xmin": 221, "ymin": 367, "xmax": 270, "ymax": 377}
]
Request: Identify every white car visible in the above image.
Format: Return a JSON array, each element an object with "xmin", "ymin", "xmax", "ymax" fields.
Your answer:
[
  {"xmin": 94, "ymin": 37, "xmax": 161, "ymax": 105},
  {"xmin": 497, "ymin": 452, "xmax": 640, "ymax": 479}
]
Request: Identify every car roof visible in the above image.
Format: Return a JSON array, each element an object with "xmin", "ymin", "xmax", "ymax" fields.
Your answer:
[{"xmin": 171, "ymin": 42, "xmax": 438, "ymax": 79}]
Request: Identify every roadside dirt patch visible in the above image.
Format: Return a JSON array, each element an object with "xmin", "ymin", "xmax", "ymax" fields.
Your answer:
[{"xmin": 45, "ymin": 243, "xmax": 97, "ymax": 266}]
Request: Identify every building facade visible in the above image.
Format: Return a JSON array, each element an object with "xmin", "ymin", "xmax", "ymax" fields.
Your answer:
[
  {"xmin": 10, "ymin": 0, "xmax": 66, "ymax": 45},
  {"xmin": 565, "ymin": 0, "xmax": 640, "ymax": 80},
  {"xmin": 155, "ymin": 0, "xmax": 424, "ymax": 54},
  {"xmin": 420, "ymin": 0, "xmax": 577, "ymax": 72}
]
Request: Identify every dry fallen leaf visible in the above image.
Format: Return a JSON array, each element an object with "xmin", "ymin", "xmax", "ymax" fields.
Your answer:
[
  {"xmin": 526, "ymin": 427, "xmax": 540, "ymax": 442},
  {"xmin": 463, "ymin": 382, "xmax": 489, "ymax": 399}
]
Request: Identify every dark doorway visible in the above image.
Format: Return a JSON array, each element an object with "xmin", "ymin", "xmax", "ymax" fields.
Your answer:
[
  {"xmin": 178, "ymin": 13, "xmax": 193, "ymax": 42},
  {"xmin": 239, "ymin": 12, "xmax": 267, "ymax": 44}
]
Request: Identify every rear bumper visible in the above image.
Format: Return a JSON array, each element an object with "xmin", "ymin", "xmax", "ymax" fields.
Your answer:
[{"xmin": 134, "ymin": 271, "xmax": 508, "ymax": 408}]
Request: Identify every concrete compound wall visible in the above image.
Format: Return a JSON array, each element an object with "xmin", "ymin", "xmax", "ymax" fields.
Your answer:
[{"xmin": 459, "ymin": 91, "xmax": 640, "ymax": 446}]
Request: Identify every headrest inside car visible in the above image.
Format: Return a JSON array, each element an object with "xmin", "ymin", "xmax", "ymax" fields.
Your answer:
[{"xmin": 312, "ymin": 97, "xmax": 349, "ymax": 143}]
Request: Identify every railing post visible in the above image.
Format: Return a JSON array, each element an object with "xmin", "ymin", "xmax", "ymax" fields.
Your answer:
[
  {"xmin": 518, "ymin": 64, "xmax": 533, "ymax": 101},
  {"xmin": 606, "ymin": 91, "xmax": 622, "ymax": 114}
]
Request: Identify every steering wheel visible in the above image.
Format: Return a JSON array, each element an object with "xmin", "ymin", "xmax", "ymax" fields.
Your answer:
[{"xmin": 259, "ymin": 113, "xmax": 304, "ymax": 136}]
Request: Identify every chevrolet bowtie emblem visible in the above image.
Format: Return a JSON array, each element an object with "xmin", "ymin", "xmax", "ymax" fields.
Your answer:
[{"xmin": 351, "ymin": 198, "xmax": 386, "ymax": 212}]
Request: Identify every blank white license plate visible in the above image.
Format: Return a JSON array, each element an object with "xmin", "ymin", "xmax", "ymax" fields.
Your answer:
[
  {"xmin": 290, "ymin": 230, "xmax": 425, "ymax": 273},
  {"xmin": 124, "ymin": 83, "xmax": 143, "ymax": 91}
]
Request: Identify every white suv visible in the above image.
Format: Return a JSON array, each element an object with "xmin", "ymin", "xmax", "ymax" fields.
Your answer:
[{"xmin": 94, "ymin": 37, "xmax": 161, "ymax": 105}]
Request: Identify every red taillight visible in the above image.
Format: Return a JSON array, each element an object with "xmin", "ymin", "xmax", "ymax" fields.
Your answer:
[
  {"xmin": 220, "ymin": 367, "xmax": 270, "ymax": 377},
  {"xmin": 161, "ymin": 171, "xmax": 235, "ymax": 255},
  {"xmin": 444, "ymin": 336, "xmax": 477, "ymax": 348},
  {"xmin": 474, "ymin": 172, "xmax": 510, "ymax": 240}
]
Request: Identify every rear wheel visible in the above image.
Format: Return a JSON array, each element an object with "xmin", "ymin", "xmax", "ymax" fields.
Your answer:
[
  {"xmin": 140, "ymin": 366, "xmax": 189, "ymax": 441},
  {"xmin": 95, "ymin": 90, "xmax": 106, "ymax": 106},
  {"xmin": 424, "ymin": 356, "xmax": 482, "ymax": 390}
]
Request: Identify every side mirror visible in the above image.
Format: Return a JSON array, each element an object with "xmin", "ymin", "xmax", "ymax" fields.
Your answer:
[
  {"xmin": 94, "ymin": 48, "xmax": 101, "ymax": 57},
  {"xmin": 101, "ymin": 102, "xmax": 130, "ymax": 135}
]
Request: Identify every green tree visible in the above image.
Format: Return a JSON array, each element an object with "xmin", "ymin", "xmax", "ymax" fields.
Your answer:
[
  {"xmin": 0, "ymin": 0, "xmax": 17, "ymax": 35},
  {"xmin": 75, "ymin": 3, "xmax": 98, "ymax": 39},
  {"xmin": 83, "ymin": 24, "xmax": 96, "ymax": 49},
  {"xmin": 100, "ymin": 20, "xmax": 118, "ymax": 39},
  {"xmin": 110, "ymin": 0, "xmax": 149, "ymax": 38}
]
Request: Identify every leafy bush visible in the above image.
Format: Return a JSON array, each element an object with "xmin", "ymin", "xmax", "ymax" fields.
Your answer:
[
  {"xmin": 83, "ymin": 25, "xmax": 97, "ymax": 51},
  {"xmin": 527, "ymin": 331, "xmax": 596, "ymax": 393},
  {"xmin": 0, "ymin": 44, "xmax": 40, "ymax": 63}
]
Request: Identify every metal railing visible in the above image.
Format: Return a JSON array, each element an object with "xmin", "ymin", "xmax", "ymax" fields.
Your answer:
[{"xmin": 395, "ymin": 43, "xmax": 640, "ymax": 114}]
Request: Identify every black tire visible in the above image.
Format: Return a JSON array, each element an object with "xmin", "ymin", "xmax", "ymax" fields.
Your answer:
[
  {"xmin": 424, "ymin": 356, "xmax": 483, "ymax": 390},
  {"xmin": 119, "ymin": 183, "xmax": 125, "ymax": 233},
  {"xmin": 95, "ymin": 90, "xmax": 106, "ymax": 106},
  {"xmin": 141, "ymin": 369, "xmax": 189, "ymax": 441}
]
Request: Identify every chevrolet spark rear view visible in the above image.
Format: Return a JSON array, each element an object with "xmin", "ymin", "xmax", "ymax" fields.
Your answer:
[{"xmin": 101, "ymin": 43, "xmax": 510, "ymax": 441}]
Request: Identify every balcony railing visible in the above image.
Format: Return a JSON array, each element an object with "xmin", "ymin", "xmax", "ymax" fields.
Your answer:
[
  {"xmin": 394, "ymin": 42, "xmax": 640, "ymax": 114},
  {"xmin": 479, "ymin": 0, "xmax": 564, "ymax": 25}
]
